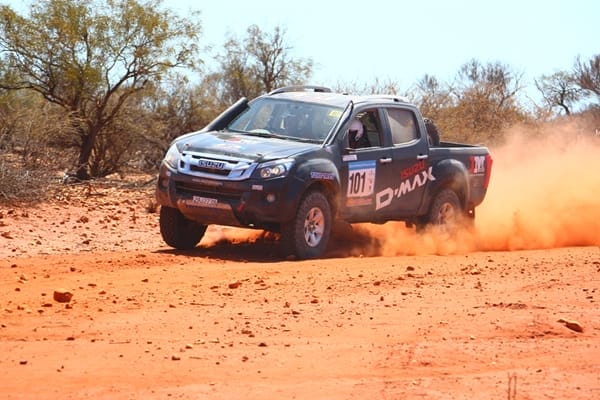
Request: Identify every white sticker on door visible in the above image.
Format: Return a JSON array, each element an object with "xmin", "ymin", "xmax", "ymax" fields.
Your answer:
[{"xmin": 347, "ymin": 160, "xmax": 376, "ymax": 198}]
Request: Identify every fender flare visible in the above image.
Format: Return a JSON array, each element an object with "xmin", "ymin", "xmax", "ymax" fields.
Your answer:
[
  {"xmin": 420, "ymin": 159, "xmax": 470, "ymax": 215},
  {"xmin": 287, "ymin": 158, "xmax": 341, "ymax": 217}
]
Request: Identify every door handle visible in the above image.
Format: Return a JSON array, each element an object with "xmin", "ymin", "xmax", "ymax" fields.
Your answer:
[
  {"xmin": 416, "ymin": 154, "xmax": 428, "ymax": 160},
  {"xmin": 379, "ymin": 157, "xmax": 392, "ymax": 164}
]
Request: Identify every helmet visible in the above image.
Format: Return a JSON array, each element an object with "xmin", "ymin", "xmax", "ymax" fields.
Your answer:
[{"xmin": 349, "ymin": 119, "xmax": 364, "ymax": 142}]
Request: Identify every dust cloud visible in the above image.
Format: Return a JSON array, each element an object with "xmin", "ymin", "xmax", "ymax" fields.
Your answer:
[
  {"xmin": 475, "ymin": 126, "xmax": 600, "ymax": 250},
  {"xmin": 365, "ymin": 122, "xmax": 600, "ymax": 256},
  {"xmin": 203, "ymin": 226, "xmax": 272, "ymax": 247}
]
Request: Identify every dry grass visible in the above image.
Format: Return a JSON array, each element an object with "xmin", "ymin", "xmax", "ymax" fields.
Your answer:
[
  {"xmin": 0, "ymin": 153, "xmax": 156, "ymax": 207},
  {"xmin": 0, "ymin": 158, "xmax": 54, "ymax": 204}
]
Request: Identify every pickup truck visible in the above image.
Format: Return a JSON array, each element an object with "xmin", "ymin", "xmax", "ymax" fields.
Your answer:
[{"xmin": 155, "ymin": 86, "xmax": 492, "ymax": 258}]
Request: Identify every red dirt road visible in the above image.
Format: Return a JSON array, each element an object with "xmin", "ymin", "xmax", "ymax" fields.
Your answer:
[{"xmin": 1, "ymin": 238, "xmax": 598, "ymax": 399}]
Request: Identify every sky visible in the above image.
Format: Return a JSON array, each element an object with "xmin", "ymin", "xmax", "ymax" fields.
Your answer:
[
  {"xmin": 181, "ymin": 0, "xmax": 599, "ymax": 94},
  {"xmin": 4, "ymin": 0, "xmax": 599, "ymax": 102}
]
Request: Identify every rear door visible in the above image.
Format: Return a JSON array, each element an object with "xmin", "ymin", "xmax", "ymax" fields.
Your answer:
[{"xmin": 374, "ymin": 107, "xmax": 432, "ymax": 218}]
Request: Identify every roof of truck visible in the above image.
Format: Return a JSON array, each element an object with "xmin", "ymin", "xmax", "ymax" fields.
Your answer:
[{"xmin": 267, "ymin": 86, "xmax": 413, "ymax": 108}]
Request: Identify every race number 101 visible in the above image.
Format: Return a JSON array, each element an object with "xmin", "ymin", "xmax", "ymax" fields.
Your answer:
[{"xmin": 347, "ymin": 160, "xmax": 375, "ymax": 198}]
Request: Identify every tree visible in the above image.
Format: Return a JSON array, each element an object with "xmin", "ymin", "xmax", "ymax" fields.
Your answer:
[
  {"xmin": 413, "ymin": 74, "xmax": 452, "ymax": 120},
  {"xmin": 246, "ymin": 25, "xmax": 313, "ymax": 93},
  {"xmin": 216, "ymin": 25, "xmax": 313, "ymax": 102},
  {"xmin": 334, "ymin": 77, "xmax": 405, "ymax": 98},
  {"xmin": 0, "ymin": 0, "xmax": 202, "ymax": 179},
  {"xmin": 448, "ymin": 60, "xmax": 527, "ymax": 142},
  {"xmin": 131, "ymin": 73, "xmax": 224, "ymax": 169},
  {"xmin": 217, "ymin": 36, "xmax": 263, "ymax": 104},
  {"xmin": 535, "ymin": 71, "xmax": 582, "ymax": 115},
  {"xmin": 574, "ymin": 54, "xmax": 600, "ymax": 100}
]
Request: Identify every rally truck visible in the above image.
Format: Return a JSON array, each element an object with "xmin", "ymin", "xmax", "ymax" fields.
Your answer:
[{"xmin": 155, "ymin": 86, "xmax": 492, "ymax": 259}]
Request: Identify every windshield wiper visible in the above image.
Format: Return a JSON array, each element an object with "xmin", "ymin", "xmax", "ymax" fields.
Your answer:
[
  {"xmin": 246, "ymin": 132, "xmax": 276, "ymax": 138},
  {"xmin": 287, "ymin": 136, "xmax": 321, "ymax": 144},
  {"xmin": 242, "ymin": 130, "xmax": 320, "ymax": 143},
  {"xmin": 242, "ymin": 129, "xmax": 279, "ymax": 138}
]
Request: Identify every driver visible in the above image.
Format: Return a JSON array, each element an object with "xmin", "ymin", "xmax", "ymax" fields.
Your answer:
[{"xmin": 348, "ymin": 119, "xmax": 371, "ymax": 148}]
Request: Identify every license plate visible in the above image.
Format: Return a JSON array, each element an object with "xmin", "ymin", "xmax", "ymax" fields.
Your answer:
[{"xmin": 191, "ymin": 196, "xmax": 218, "ymax": 207}]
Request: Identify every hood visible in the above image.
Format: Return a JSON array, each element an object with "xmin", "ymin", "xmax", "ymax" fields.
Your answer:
[{"xmin": 176, "ymin": 130, "xmax": 318, "ymax": 162}]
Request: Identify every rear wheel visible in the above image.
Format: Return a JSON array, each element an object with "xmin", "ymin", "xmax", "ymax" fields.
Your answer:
[
  {"xmin": 426, "ymin": 189, "xmax": 462, "ymax": 229},
  {"xmin": 159, "ymin": 206, "xmax": 207, "ymax": 250},
  {"xmin": 281, "ymin": 191, "xmax": 332, "ymax": 259}
]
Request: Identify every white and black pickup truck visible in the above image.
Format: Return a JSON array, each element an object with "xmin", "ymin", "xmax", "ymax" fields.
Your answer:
[{"xmin": 156, "ymin": 86, "xmax": 492, "ymax": 258}]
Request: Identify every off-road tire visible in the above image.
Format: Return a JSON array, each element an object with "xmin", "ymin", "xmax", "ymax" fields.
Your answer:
[
  {"xmin": 281, "ymin": 191, "xmax": 332, "ymax": 259},
  {"xmin": 159, "ymin": 206, "xmax": 207, "ymax": 250},
  {"xmin": 426, "ymin": 189, "xmax": 462, "ymax": 228}
]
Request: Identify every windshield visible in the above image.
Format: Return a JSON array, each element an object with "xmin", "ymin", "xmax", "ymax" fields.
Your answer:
[{"xmin": 227, "ymin": 97, "xmax": 343, "ymax": 142}]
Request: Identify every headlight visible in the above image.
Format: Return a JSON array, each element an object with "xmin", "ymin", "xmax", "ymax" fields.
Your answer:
[
  {"xmin": 258, "ymin": 159, "xmax": 294, "ymax": 179},
  {"xmin": 163, "ymin": 143, "xmax": 181, "ymax": 169}
]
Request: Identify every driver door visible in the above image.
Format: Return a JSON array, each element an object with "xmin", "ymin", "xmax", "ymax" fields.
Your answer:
[{"xmin": 339, "ymin": 108, "xmax": 394, "ymax": 221}]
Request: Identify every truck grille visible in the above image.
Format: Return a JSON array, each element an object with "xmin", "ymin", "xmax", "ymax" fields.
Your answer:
[
  {"xmin": 188, "ymin": 163, "xmax": 230, "ymax": 176},
  {"xmin": 178, "ymin": 152, "xmax": 257, "ymax": 181}
]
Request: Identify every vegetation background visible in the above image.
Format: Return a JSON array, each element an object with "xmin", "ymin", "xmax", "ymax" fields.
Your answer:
[{"xmin": 0, "ymin": 0, "xmax": 598, "ymax": 203}]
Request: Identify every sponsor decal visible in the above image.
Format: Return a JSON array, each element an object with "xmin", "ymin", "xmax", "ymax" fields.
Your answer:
[
  {"xmin": 376, "ymin": 167, "xmax": 436, "ymax": 210},
  {"xmin": 311, "ymin": 171, "xmax": 335, "ymax": 180},
  {"xmin": 469, "ymin": 155, "xmax": 486, "ymax": 174},
  {"xmin": 343, "ymin": 154, "xmax": 358, "ymax": 162},
  {"xmin": 197, "ymin": 159, "xmax": 226, "ymax": 169},
  {"xmin": 401, "ymin": 160, "xmax": 426, "ymax": 180},
  {"xmin": 347, "ymin": 160, "xmax": 376, "ymax": 198},
  {"xmin": 346, "ymin": 197, "xmax": 372, "ymax": 207},
  {"xmin": 215, "ymin": 142, "xmax": 243, "ymax": 150}
]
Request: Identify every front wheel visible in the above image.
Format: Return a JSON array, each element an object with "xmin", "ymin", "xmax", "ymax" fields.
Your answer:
[
  {"xmin": 159, "ymin": 206, "xmax": 207, "ymax": 250},
  {"xmin": 281, "ymin": 191, "xmax": 332, "ymax": 259}
]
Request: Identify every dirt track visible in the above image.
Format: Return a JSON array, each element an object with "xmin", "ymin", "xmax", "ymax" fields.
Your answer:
[{"xmin": 1, "ymin": 128, "xmax": 599, "ymax": 399}]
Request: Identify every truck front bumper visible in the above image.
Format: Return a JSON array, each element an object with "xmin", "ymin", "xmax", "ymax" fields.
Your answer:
[{"xmin": 155, "ymin": 163, "xmax": 300, "ymax": 228}]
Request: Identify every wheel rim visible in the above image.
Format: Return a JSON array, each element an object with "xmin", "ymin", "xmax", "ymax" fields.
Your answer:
[
  {"xmin": 438, "ymin": 202, "xmax": 456, "ymax": 224},
  {"xmin": 303, "ymin": 207, "xmax": 325, "ymax": 247}
]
